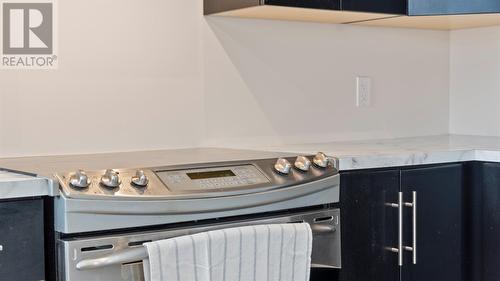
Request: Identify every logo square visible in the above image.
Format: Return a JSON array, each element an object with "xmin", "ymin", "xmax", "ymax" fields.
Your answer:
[
  {"xmin": 3, "ymin": 3, "xmax": 52, "ymax": 54},
  {"xmin": 1, "ymin": 0, "xmax": 57, "ymax": 69}
]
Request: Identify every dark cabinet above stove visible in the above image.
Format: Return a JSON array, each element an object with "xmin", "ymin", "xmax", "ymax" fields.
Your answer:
[
  {"xmin": 342, "ymin": 0, "xmax": 406, "ymax": 15},
  {"xmin": 343, "ymin": 0, "xmax": 500, "ymax": 16},
  {"xmin": 204, "ymin": 0, "xmax": 500, "ymax": 30},
  {"xmin": 265, "ymin": 0, "xmax": 341, "ymax": 11},
  {"xmin": 408, "ymin": 0, "xmax": 500, "ymax": 16},
  {"xmin": 204, "ymin": 0, "xmax": 342, "ymax": 15}
]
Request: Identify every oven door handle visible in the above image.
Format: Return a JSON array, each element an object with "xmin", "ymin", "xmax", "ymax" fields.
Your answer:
[
  {"xmin": 76, "ymin": 247, "xmax": 148, "ymax": 271},
  {"xmin": 311, "ymin": 224, "xmax": 336, "ymax": 234},
  {"xmin": 76, "ymin": 222, "xmax": 336, "ymax": 271}
]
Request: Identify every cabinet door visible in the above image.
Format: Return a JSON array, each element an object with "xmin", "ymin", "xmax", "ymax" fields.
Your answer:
[
  {"xmin": 339, "ymin": 169, "xmax": 400, "ymax": 281},
  {"xmin": 342, "ymin": 0, "xmax": 406, "ymax": 14},
  {"xmin": 408, "ymin": 0, "xmax": 500, "ymax": 15},
  {"xmin": 469, "ymin": 162, "xmax": 500, "ymax": 281},
  {"xmin": 401, "ymin": 164, "xmax": 464, "ymax": 281},
  {"xmin": 0, "ymin": 199, "xmax": 45, "ymax": 281},
  {"xmin": 264, "ymin": 0, "xmax": 340, "ymax": 10}
]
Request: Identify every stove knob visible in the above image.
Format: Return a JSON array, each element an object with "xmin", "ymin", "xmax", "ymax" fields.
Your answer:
[
  {"xmin": 274, "ymin": 158, "xmax": 292, "ymax": 175},
  {"xmin": 131, "ymin": 170, "xmax": 149, "ymax": 187},
  {"xmin": 294, "ymin": 156, "xmax": 311, "ymax": 172},
  {"xmin": 313, "ymin": 152, "xmax": 330, "ymax": 168},
  {"xmin": 69, "ymin": 169, "xmax": 91, "ymax": 188},
  {"xmin": 100, "ymin": 169, "xmax": 121, "ymax": 188}
]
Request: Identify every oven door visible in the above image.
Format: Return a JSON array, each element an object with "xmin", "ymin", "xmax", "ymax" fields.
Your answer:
[{"xmin": 58, "ymin": 208, "xmax": 340, "ymax": 281}]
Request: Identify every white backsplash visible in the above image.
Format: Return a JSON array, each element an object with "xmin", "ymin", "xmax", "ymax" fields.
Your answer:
[
  {"xmin": 450, "ymin": 25, "xmax": 500, "ymax": 137},
  {"xmin": 202, "ymin": 17, "xmax": 450, "ymax": 147},
  {"xmin": 0, "ymin": 0, "xmax": 451, "ymax": 157}
]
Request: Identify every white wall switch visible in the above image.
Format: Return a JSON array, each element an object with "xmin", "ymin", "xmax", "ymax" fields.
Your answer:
[{"xmin": 356, "ymin": 76, "xmax": 372, "ymax": 107}]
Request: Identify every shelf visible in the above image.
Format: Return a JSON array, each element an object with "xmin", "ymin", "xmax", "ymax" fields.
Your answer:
[{"xmin": 211, "ymin": 5, "xmax": 397, "ymax": 25}]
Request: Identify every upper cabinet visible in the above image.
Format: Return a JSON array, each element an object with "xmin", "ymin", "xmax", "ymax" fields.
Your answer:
[
  {"xmin": 204, "ymin": 0, "xmax": 340, "ymax": 14},
  {"xmin": 408, "ymin": 0, "xmax": 500, "ymax": 16},
  {"xmin": 343, "ymin": 0, "xmax": 500, "ymax": 15},
  {"xmin": 266, "ymin": 0, "xmax": 341, "ymax": 11},
  {"xmin": 205, "ymin": 0, "xmax": 394, "ymax": 25},
  {"xmin": 204, "ymin": 0, "xmax": 500, "ymax": 30},
  {"xmin": 342, "ymin": 0, "xmax": 406, "ymax": 14}
]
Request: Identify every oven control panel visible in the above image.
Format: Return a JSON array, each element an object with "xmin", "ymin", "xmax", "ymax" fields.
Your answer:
[
  {"xmin": 156, "ymin": 165, "xmax": 270, "ymax": 192},
  {"xmin": 55, "ymin": 153, "xmax": 338, "ymax": 200}
]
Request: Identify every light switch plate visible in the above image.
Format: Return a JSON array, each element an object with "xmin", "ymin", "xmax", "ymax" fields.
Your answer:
[{"xmin": 356, "ymin": 76, "xmax": 372, "ymax": 107}]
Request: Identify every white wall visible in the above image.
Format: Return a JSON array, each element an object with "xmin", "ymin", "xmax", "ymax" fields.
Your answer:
[
  {"xmin": 202, "ymin": 17, "xmax": 450, "ymax": 147},
  {"xmin": 450, "ymin": 26, "xmax": 500, "ymax": 136},
  {"xmin": 0, "ymin": 0, "xmax": 205, "ymax": 157},
  {"xmin": 0, "ymin": 0, "xmax": 452, "ymax": 157}
]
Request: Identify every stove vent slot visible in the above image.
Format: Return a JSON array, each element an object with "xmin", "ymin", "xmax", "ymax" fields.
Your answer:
[
  {"xmin": 128, "ymin": 240, "xmax": 152, "ymax": 247},
  {"xmin": 313, "ymin": 216, "xmax": 334, "ymax": 223},
  {"xmin": 81, "ymin": 244, "xmax": 113, "ymax": 252},
  {"xmin": 122, "ymin": 260, "xmax": 144, "ymax": 266},
  {"xmin": 289, "ymin": 220, "xmax": 305, "ymax": 224}
]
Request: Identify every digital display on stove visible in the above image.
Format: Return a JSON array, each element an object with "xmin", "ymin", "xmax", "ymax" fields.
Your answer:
[{"xmin": 186, "ymin": 170, "xmax": 236, "ymax": 180}]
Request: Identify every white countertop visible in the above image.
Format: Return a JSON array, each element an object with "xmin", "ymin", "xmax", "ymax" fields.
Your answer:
[
  {"xmin": 0, "ymin": 170, "xmax": 55, "ymax": 199},
  {"xmin": 260, "ymin": 134, "xmax": 500, "ymax": 171},
  {"xmin": 3, "ymin": 135, "xmax": 500, "ymax": 199}
]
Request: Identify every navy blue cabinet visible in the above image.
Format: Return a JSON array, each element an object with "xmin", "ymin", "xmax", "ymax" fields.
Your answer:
[
  {"xmin": 340, "ymin": 169, "xmax": 400, "ymax": 281},
  {"xmin": 342, "ymin": 0, "xmax": 406, "ymax": 15},
  {"xmin": 340, "ymin": 163, "xmax": 466, "ymax": 281},
  {"xmin": 408, "ymin": 0, "xmax": 500, "ymax": 15},
  {"xmin": 466, "ymin": 161, "xmax": 500, "ymax": 281},
  {"xmin": 266, "ymin": 0, "xmax": 500, "ymax": 15},
  {"xmin": 401, "ymin": 164, "xmax": 465, "ymax": 281},
  {"xmin": 342, "ymin": 0, "xmax": 500, "ymax": 15},
  {"xmin": 265, "ymin": 0, "xmax": 340, "ymax": 10},
  {"xmin": 0, "ymin": 199, "xmax": 45, "ymax": 281}
]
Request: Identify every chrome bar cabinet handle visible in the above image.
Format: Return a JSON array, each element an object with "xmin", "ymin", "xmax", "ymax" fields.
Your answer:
[
  {"xmin": 386, "ymin": 192, "xmax": 404, "ymax": 266},
  {"xmin": 404, "ymin": 191, "xmax": 417, "ymax": 264}
]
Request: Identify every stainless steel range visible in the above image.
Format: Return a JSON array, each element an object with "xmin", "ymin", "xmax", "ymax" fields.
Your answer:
[{"xmin": 54, "ymin": 152, "xmax": 341, "ymax": 281}]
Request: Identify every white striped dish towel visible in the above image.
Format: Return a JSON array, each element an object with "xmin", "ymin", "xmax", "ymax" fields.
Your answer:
[{"xmin": 143, "ymin": 223, "xmax": 312, "ymax": 281}]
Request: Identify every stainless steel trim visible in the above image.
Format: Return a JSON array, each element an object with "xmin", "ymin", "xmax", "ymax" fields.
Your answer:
[
  {"xmin": 386, "ymin": 247, "xmax": 398, "ymax": 253},
  {"xmin": 385, "ymin": 203, "xmax": 398, "ymax": 208},
  {"xmin": 55, "ymin": 172, "xmax": 339, "ymax": 234},
  {"xmin": 76, "ymin": 247, "xmax": 147, "ymax": 270},
  {"xmin": 76, "ymin": 222, "xmax": 337, "ymax": 271},
  {"xmin": 404, "ymin": 191, "xmax": 417, "ymax": 264},
  {"xmin": 56, "ymin": 156, "xmax": 338, "ymax": 201},
  {"xmin": 76, "ymin": 246, "xmax": 334, "ymax": 272},
  {"xmin": 413, "ymin": 191, "xmax": 417, "ymax": 264},
  {"xmin": 387, "ymin": 192, "xmax": 403, "ymax": 266},
  {"xmin": 58, "ymin": 174, "xmax": 338, "ymax": 215},
  {"xmin": 59, "ymin": 209, "xmax": 341, "ymax": 280},
  {"xmin": 310, "ymin": 224, "xmax": 336, "ymax": 234},
  {"xmin": 398, "ymin": 192, "xmax": 403, "ymax": 266}
]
